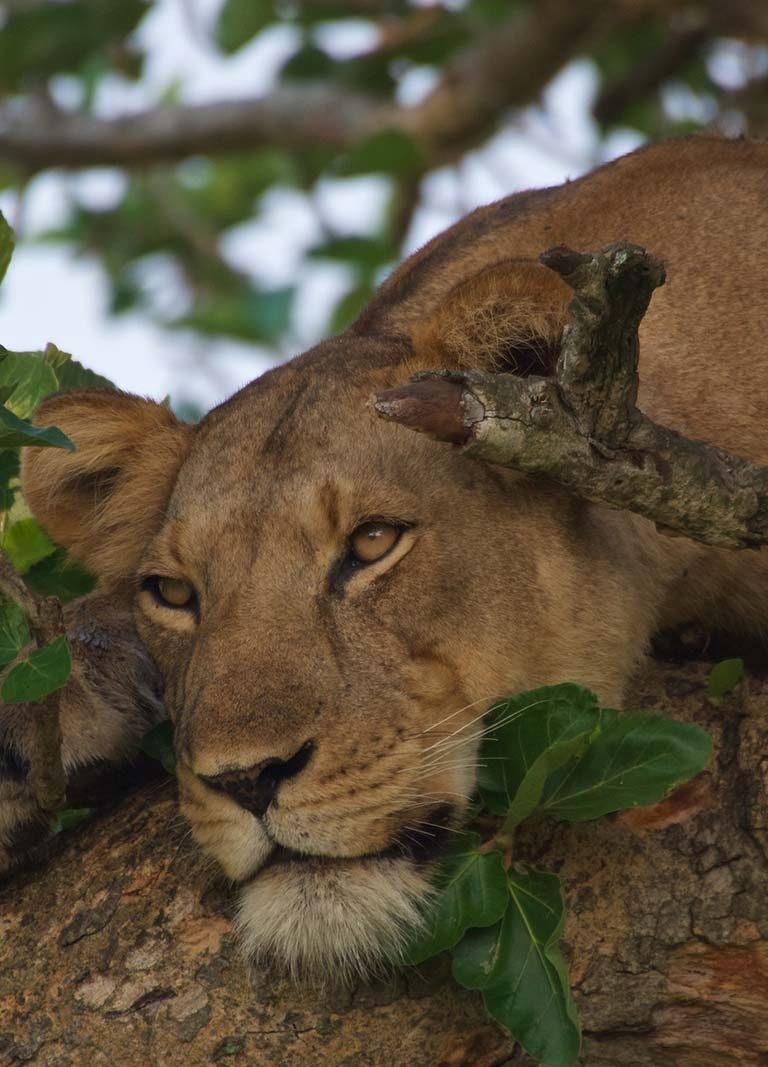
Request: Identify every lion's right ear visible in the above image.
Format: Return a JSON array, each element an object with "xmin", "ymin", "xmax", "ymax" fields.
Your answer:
[{"xmin": 21, "ymin": 390, "xmax": 194, "ymax": 587}]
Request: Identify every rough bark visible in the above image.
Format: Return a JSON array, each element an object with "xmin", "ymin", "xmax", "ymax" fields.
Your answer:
[
  {"xmin": 375, "ymin": 242, "xmax": 768, "ymax": 551},
  {"xmin": 1, "ymin": 658, "xmax": 765, "ymax": 1066}
]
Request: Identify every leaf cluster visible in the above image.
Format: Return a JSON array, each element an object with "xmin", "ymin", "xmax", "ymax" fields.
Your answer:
[
  {"xmin": 0, "ymin": 213, "xmax": 102, "ymax": 784},
  {"xmin": 401, "ymin": 683, "xmax": 712, "ymax": 1066}
]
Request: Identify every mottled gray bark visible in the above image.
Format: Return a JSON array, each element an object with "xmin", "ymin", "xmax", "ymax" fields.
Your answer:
[{"xmin": 375, "ymin": 242, "xmax": 768, "ymax": 551}]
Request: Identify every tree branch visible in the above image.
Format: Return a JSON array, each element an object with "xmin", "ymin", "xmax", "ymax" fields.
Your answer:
[
  {"xmin": 374, "ymin": 241, "xmax": 768, "ymax": 551},
  {"xmin": 0, "ymin": 2, "xmax": 618, "ymax": 171},
  {"xmin": 0, "ymin": 548, "xmax": 66, "ymax": 810}
]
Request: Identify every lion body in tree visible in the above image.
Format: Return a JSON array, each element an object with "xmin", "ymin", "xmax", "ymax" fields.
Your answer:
[{"xmin": 4, "ymin": 137, "xmax": 767, "ymax": 976}]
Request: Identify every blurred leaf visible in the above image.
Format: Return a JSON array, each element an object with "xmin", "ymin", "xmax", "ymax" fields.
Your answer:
[
  {"xmin": 0, "ymin": 0, "xmax": 149, "ymax": 92},
  {"xmin": 217, "ymin": 0, "xmax": 273, "ymax": 54},
  {"xmin": 330, "ymin": 283, "xmax": 374, "ymax": 333},
  {"xmin": 401, "ymin": 832, "xmax": 508, "ymax": 966},
  {"xmin": 0, "ymin": 597, "xmax": 30, "ymax": 670},
  {"xmin": 3, "ymin": 518, "xmax": 56, "ymax": 575},
  {"xmin": 0, "ymin": 211, "xmax": 14, "ymax": 286},
  {"xmin": 454, "ymin": 871, "xmax": 580, "ymax": 1067},
  {"xmin": 24, "ymin": 548, "xmax": 95, "ymax": 602},
  {"xmin": 708, "ymin": 658, "xmax": 744, "ymax": 705},
  {"xmin": 336, "ymin": 129, "xmax": 424, "ymax": 177},
  {"xmin": 140, "ymin": 720, "xmax": 176, "ymax": 775},
  {"xmin": 541, "ymin": 711, "xmax": 712, "ymax": 822},
  {"xmin": 1, "ymin": 635, "xmax": 71, "ymax": 704},
  {"xmin": 592, "ymin": 20, "xmax": 664, "ymax": 81},
  {"xmin": 282, "ymin": 44, "xmax": 335, "ymax": 81},
  {"xmin": 0, "ymin": 353, "xmax": 59, "ymax": 420},
  {"xmin": 49, "ymin": 807, "xmax": 93, "ymax": 834},
  {"xmin": 0, "ymin": 407, "xmax": 74, "ymax": 452},
  {"xmin": 178, "ymin": 286, "xmax": 294, "ymax": 343},
  {"xmin": 309, "ymin": 235, "xmax": 394, "ymax": 272}
]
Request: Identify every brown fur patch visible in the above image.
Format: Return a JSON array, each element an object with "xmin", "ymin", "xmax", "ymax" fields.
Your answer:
[{"xmin": 22, "ymin": 390, "xmax": 194, "ymax": 587}]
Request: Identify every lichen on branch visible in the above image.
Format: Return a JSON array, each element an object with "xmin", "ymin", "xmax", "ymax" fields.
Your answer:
[{"xmin": 375, "ymin": 240, "xmax": 768, "ymax": 550}]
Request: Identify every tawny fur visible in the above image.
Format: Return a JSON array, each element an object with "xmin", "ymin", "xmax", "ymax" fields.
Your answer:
[{"xmin": 8, "ymin": 137, "xmax": 768, "ymax": 977}]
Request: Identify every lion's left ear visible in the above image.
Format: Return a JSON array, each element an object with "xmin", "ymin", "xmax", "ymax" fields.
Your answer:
[
  {"xmin": 21, "ymin": 390, "xmax": 195, "ymax": 588},
  {"xmin": 409, "ymin": 257, "xmax": 571, "ymax": 377}
]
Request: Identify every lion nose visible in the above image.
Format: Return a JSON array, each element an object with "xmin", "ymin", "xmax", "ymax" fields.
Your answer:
[{"xmin": 200, "ymin": 740, "xmax": 315, "ymax": 818}]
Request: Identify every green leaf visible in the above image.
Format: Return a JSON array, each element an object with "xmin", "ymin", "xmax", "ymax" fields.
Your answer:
[
  {"xmin": 45, "ymin": 345, "xmax": 115, "ymax": 392},
  {"xmin": 0, "ymin": 210, "xmax": 13, "ymax": 286},
  {"xmin": 0, "ymin": 353, "xmax": 59, "ymax": 420},
  {"xmin": 49, "ymin": 807, "xmax": 93, "ymax": 834},
  {"xmin": 0, "ymin": 406, "xmax": 74, "ymax": 451},
  {"xmin": 23, "ymin": 548, "xmax": 95, "ymax": 603},
  {"xmin": 541, "ymin": 711, "xmax": 712, "ymax": 822},
  {"xmin": 708, "ymin": 658, "xmax": 744, "ymax": 704},
  {"xmin": 478, "ymin": 685, "xmax": 600, "ymax": 826},
  {"xmin": 3, "ymin": 518, "xmax": 56, "ymax": 574},
  {"xmin": 0, "ymin": 597, "xmax": 30, "ymax": 669},
  {"xmin": 1, "ymin": 635, "xmax": 71, "ymax": 704},
  {"xmin": 455, "ymin": 871, "xmax": 580, "ymax": 1067},
  {"xmin": 330, "ymin": 283, "xmax": 374, "ymax": 333},
  {"xmin": 140, "ymin": 720, "xmax": 176, "ymax": 775},
  {"xmin": 336, "ymin": 129, "xmax": 424, "ymax": 177},
  {"xmin": 401, "ymin": 832, "xmax": 507, "ymax": 965},
  {"xmin": 217, "ymin": 0, "xmax": 272, "ymax": 53}
]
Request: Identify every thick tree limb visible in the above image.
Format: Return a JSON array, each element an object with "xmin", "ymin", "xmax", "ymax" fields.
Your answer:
[
  {"xmin": 374, "ymin": 241, "xmax": 768, "ymax": 550},
  {"xmin": 0, "ymin": 548, "xmax": 66, "ymax": 809},
  {"xmin": 3, "ymin": 659, "xmax": 766, "ymax": 1065}
]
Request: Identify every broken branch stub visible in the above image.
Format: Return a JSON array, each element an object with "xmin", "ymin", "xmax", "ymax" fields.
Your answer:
[{"xmin": 373, "ymin": 241, "xmax": 768, "ymax": 550}]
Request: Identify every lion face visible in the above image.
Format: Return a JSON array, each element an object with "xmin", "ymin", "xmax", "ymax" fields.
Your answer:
[
  {"xmin": 23, "ymin": 263, "xmax": 657, "ymax": 979},
  {"xmin": 134, "ymin": 336, "xmax": 533, "ymax": 977}
]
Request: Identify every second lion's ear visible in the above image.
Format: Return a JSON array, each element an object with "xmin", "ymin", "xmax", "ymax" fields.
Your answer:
[
  {"xmin": 21, "ymin": 390, "xmax": 194, "ymax": 588},
  {"xmin": 409, "ymin": 257, "xmax": 570, "ymax": 377}
]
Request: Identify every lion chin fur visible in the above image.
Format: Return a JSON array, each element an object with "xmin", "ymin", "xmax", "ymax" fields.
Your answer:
[{"xmin": 236, "ymin": 856, "xmax": 433, "ymax": 983}]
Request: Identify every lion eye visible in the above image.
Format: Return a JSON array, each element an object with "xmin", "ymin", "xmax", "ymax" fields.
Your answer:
[
  {"xmin": 149, "ymin": 576, "xmax": 196, "ymax": 610},
  {"xmin": 349, "ymin": 521, "xmax": 400, "ymax": 564}
]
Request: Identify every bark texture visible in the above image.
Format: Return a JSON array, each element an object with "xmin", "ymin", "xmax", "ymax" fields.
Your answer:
[
  {"xmin": 1, "ymin": 658, "xmax": 766, "ymax": 1066},
  {"xmin": 375, "ymin": 242, "xmax": 768, "ymax": 550}
]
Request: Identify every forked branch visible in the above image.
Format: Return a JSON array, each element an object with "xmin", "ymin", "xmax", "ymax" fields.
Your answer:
[{"xmin": 374, "ymin": 241, "xmax": 768, "ymax": 550}]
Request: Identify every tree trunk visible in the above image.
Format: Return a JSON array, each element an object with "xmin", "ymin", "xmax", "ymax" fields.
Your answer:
[{"xmin": 1, "ymin": 656, "xmax": 766, "ymax": 1066}]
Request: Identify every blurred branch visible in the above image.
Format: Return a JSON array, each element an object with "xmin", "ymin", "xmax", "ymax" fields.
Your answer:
[
  {"xmin": 1, "ymin": 0, "xmax": 764, "ymax": 175},
  {"xmin": 0, "ymin": 2, "xmax": 620, "ymax": 171}
]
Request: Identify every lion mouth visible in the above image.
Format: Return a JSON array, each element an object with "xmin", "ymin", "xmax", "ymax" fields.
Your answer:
[{"xmin": 254, "ymin": 802, "xmax": 456, "ymax": 878}]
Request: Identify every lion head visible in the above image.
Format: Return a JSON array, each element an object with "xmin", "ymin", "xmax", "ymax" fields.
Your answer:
[{"xmin": 22, "ymin": 253, "xmax": 663, "ymax": 979}]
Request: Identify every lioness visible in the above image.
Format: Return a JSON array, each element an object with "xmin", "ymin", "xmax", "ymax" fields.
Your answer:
[{"xmin": 3, "ymin": 137, "xmax": 767, "ymax": 978}]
